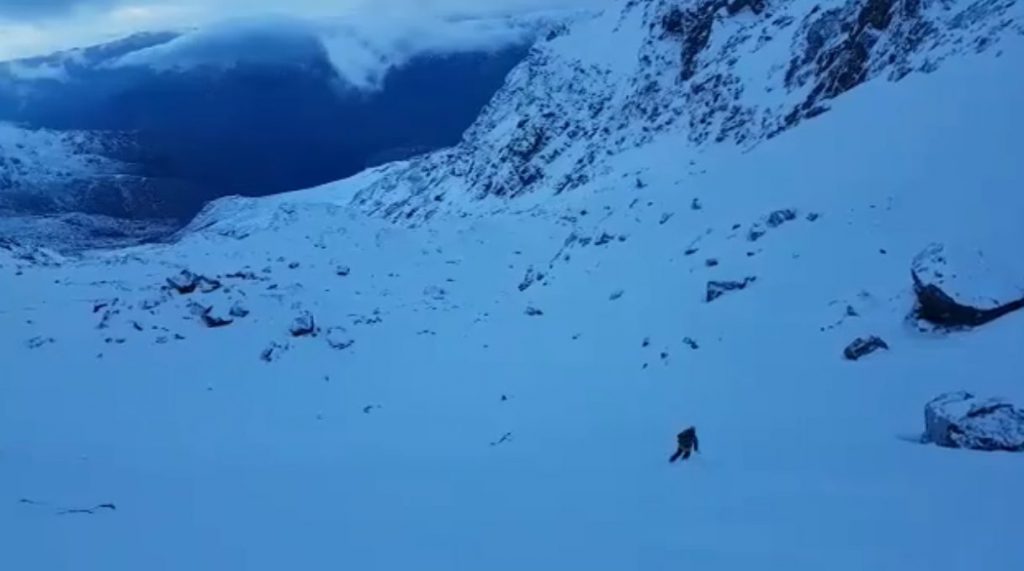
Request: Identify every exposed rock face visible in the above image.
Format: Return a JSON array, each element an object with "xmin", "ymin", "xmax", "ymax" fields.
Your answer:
[
  {"xmin": 911, "ymin": 243, "xmax": 1024, "ymax": 328},
  {"xmin": 843, "ymin": 336, "xmax": 889, "ymax": 360},
  {"xmin": 706, "ymin": 277, "xmax": 757, "ymax": 302},
  {"xmin": 924, "ymin": 392, "xmax": 1024, "ymax": 452},
  {"xmin": 346, "ymin": 0, "xmax": 1022, "ymax": 224}
]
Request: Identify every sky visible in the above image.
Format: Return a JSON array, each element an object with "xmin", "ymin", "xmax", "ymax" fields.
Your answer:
[{"xmin": 0, "ymin": 0, "xmax": 606, "ymax": 60}]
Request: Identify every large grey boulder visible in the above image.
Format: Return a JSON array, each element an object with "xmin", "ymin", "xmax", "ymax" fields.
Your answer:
[{"xmin": 923, "ymin": 391, "xmax": 1024, "ymax": 452}]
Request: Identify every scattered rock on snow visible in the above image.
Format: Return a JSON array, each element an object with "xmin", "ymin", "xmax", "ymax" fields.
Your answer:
[
  {"xmin": 518, "ymin": 266, "xmax": 545, "ymax": 292},
  {"xmin": 923, "ymin": 392, "xmax": 1024, "ymax": 452},
  {"xmin": 843, "ymin": 336, "xmax": 889, "ymax": 361},
  {"xmin": 748, "ymin": 208, "xmax": 799, "ymax": 242},
  {"xmin": 25, "ymin": 336, "xmax": 55, "ymax": 349},
  {"xmin": 911, "ymin": 243, "xmax": 1024, "ymax": 329},
  {"xmin": 424, "ymin": 285, "xmax": 448, "ymax": 301},
  {"xmin": 490, "ymin": 432, "xmax": 513, "ymax": 447},
  {"xmin": 766, "ymin": 209, "xmax": 797, "ymax": 228},
  {"xmin": 166, "ymin": 270, "xmax": 221, "ymax": 294},
  {"xmin": 326, "ymin": 327, "xmax": 355, "ymax": 351},
  {"xmin": 747, "ymin": 227, "xmax": 767, "ymax": 242},
  {"xmin": 706, "ymin": 277, "xmax": 757, "ymax": 302}
]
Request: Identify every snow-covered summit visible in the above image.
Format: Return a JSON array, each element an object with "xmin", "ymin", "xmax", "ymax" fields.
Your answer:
[{"xmin": 344, "ymin": 0, "xmax": 1023, "ymax": 223}]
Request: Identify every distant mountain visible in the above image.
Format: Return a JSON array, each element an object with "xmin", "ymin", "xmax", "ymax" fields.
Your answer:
[{"xmin": 0, "ymin": 23, "xmax": 536, "ymax": 221}]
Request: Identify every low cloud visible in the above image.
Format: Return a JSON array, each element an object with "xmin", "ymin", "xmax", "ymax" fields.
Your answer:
[
  {"xmin": 0, "ymin": 0, "xmax": 607, "ymax": 66},
  {"xmin": 108, "ymin": 9, "xmax": 581, "ymax": 89}
]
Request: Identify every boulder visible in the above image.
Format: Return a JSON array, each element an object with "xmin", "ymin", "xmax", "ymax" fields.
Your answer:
[
  {"xmin": 912, "ymin": 243, "xmax": 1024, "ymax": 328},
  {"xmin": 290, "ymin": 312, "xmax": 318, "ymax": 337},
  {"xmin": 924, "ymin": 392, "xmax": 1024, "ymax": 452},
  {"xmin": 843, "ymin": 336, "xmax": 889, "ymax": 360},
  {"xmin": 200, "ymin": 307, "xmax": 233, "ymax": 328},
  {"xmin": 706, "ymin": 277, "xmax": 756, "ymax": 302},
  {"xmin": 167, "ymin": 270, "xmax": 222, "ymax": 295}
]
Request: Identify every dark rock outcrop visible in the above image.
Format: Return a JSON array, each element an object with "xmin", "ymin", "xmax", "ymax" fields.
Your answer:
[
  {"xmin": 924, "ymin": 392, "xmax": 1024, "ymax": 452},
  {"xmin": 661, "ymin": 2, "xmax": 717, "ymax": 81},
  {"xmin": 843, "ymin": 336, "xmax": 888, "ymax": 360},
  {"xmin": 911, "ymin": 244, "xmax": 1024, "ymax": 329}
]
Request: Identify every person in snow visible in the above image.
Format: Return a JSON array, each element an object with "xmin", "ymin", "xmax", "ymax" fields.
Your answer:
[{"xmin": 669, "ymin": 426, "xmax": 699, "ymax": 462}]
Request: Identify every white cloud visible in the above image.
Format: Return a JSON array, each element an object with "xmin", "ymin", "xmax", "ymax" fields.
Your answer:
[{"xmin": 0, "ymin": 0, "xmax": 609, "ymax": 60}]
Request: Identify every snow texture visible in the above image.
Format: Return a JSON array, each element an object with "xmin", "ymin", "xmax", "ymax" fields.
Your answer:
[{"xmin": 3, "ymin": 0, "xmax": 1024, "ymax": 569}]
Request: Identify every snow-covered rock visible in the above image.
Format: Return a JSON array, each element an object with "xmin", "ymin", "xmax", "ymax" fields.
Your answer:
[
  {"xmin": 924, "ymin": 392, "xmax": 1024, "ymax": 452},
  {"xmin": 912, "ymin": 243, "xmax": 1024, "ymax": 328},
  {"xmin": 200, "ymin": 306, "xmax": 234, "ymax": 328},
  {"xmin": 706, "ymin": 277, "xmax": 756, "ymax": 302},
  {"xmin": 289, "ymin": 311, "xmax": 318, "ymax": 337}
]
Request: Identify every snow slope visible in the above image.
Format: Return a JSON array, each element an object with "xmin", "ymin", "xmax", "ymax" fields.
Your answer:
[
  {"xmin": 3, "ymin": 1, "xmax": 1024, "ymax": 570},
  {"xmin": 0, "ymin": 123, "xmax": 135, "ymax": 211}
]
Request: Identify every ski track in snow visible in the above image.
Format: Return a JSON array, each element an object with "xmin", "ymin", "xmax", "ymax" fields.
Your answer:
[{"xmin": 3, "ymin": 3, "xmax": 1024, "ymax": 571}]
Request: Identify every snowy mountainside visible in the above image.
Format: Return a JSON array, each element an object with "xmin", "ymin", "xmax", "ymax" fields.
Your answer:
[
  {"xmin": 348, "ymin": 0, "xmax": 1024, "ymax": 222},
  {"xmin": 2, "ymin": 20, "xmax": 1023, "ymax": 569},
  {"xmin": 0, "ymin": 20, "xmax": 537, "ymax": 222},
  {"xmin": 0, "ymin": 123, "xmax": 136, "ymax": 212}
]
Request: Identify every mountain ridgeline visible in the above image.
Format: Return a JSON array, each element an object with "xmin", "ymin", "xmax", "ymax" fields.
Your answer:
[{"xmin": 0, "ymin": 29, "xmax": 532, "ymax": 220}]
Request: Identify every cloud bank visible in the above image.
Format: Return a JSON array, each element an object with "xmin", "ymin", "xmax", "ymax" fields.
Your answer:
[
  {"xmin": 108, "ymin": 13, "xmax": 559, "ymax": 89},
  {"xmin": 0, "ymin": 0, "xmax": 608, "ymax": 59}
]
